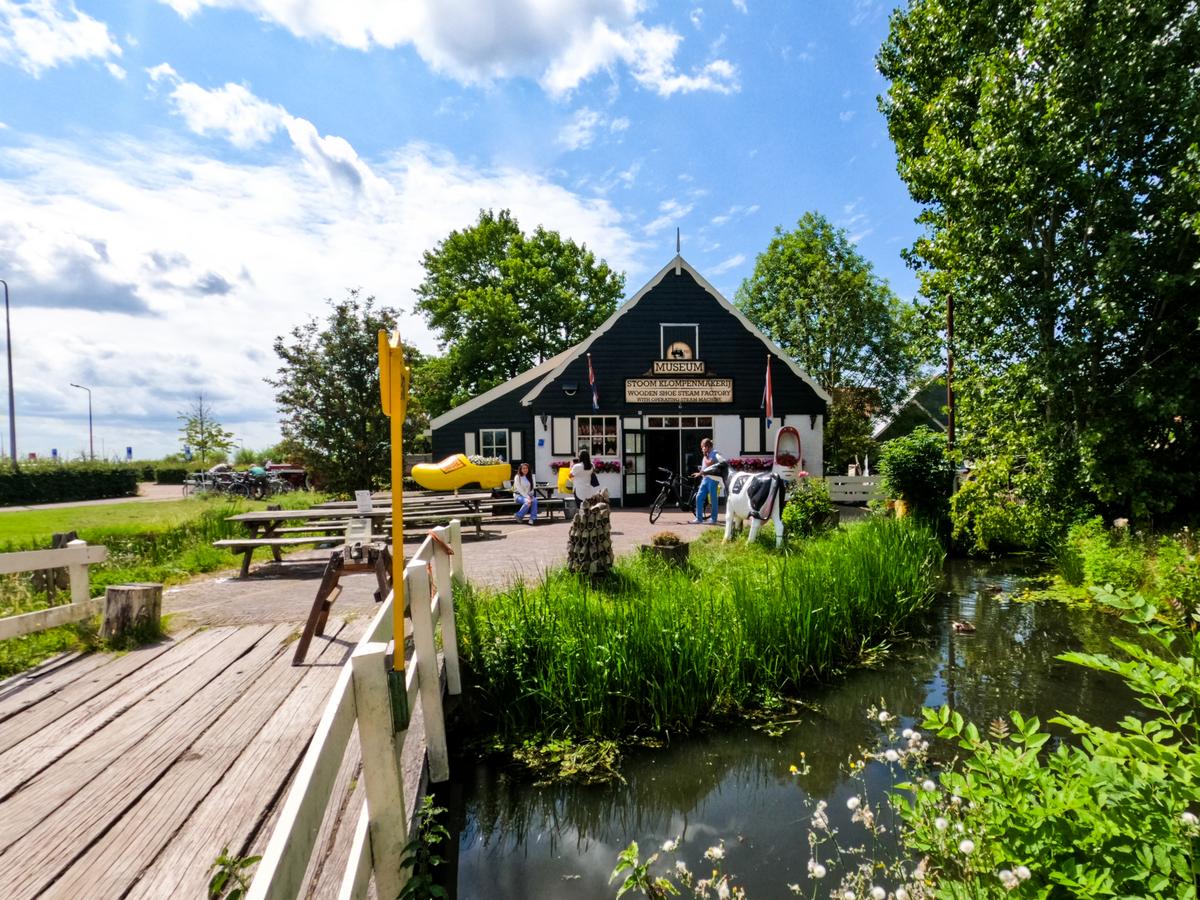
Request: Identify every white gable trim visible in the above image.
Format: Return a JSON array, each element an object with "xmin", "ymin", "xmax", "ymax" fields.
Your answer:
[
  {"xmin": 429, "ymin": 346, "xmax": 575, "ymax": 430},
  {"xmin": 520, "ymin": 254, "xmax": 832, "ymax": 406}
]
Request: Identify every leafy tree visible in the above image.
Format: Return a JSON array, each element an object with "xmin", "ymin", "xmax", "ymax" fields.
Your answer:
[
  {"xmin": 177, "ymin": 394, "xmax": 234, "ymax": 467},
  {"xmin": 734, "ymin": 211, "xmax": 927, "ymax": 473},
  {"xmin": 878, "ymin": 0, "xmax": 1200, "ymax": 523},
  {"xmin": 268, "ymin": 291, "xmax": 429, "ymax": 493},
  {"xmin": 414, "ymin": 209, "xmax": 625, "ymax": 408}
]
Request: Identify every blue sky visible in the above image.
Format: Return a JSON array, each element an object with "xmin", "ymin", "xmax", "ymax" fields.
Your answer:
[{"xmin": 0, "ymin": 0, "xmax": 921, "ymax": 459}]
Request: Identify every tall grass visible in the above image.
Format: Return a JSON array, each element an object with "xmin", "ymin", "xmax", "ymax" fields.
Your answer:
[{"xmin": 458, "ymin": 518, "xmax": 944, "ymax": 743}]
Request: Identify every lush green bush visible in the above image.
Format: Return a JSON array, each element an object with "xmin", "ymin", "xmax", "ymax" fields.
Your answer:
[
  {"xmin": 0, "ymin": 462, "xmax": 137, "ymax": 506},
  {"xmin": 1066, "ymin": 517, "xmax": 1147, "ymax": 591},
  {"xmin": 950, "ymin": 455, "xmax": 1069, "ymax": 554},
  {"xmin": 878, "ymin": 427, "xmax": 955, "ymax": 524},
  {"xmin": 900, "ymin": 586, "xmax": 1200, "ymax": 898},
  {"xmin": 154, "ymin": 466, "xmax": 192, "ymax": 485},
  {"xmin": 458, "ymin": 519, "xmax": 943, "ymax": 744},
  {"xmin": 782, "ymin": 475, "xmax": 835, "ymax": 539}
]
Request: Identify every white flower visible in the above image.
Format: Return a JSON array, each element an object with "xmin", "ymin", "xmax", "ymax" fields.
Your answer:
[
  {"xmin": 895, "ymin": 889, "xmax": 910, "ymax": 900},
  {"xmin": 1182, "ymin": 811, "xmax": 1199, "ymax": 826},
  {"xmin": 910, "ymin": 731, "xmax": 922, "ymax": 742},
  {"xmin": 717, "ymin": 881, "xmax": 731, "ymax": 900},
  {"xmin": 812, "ymin": 800, "xmax": 830, "ymax": 831},
  {"xmin": 788, "ymin": 885, "xmax": 802, "ymax": 895},
  {"xmin": 934, "ymin": 817, "xmax": 948, "ymax": 831},
  {"xmin": 847, "ymin": 795, "xmax": 861, "ymax": 810},
  {"xmin": 885, "ymin": 749, "xmax": 900, "ymax": 762},
  {"xmin": 999, "ymin": 869, "xmax": 1018, "ymax": 890},
  {"xmin": 844, "ymin": 892, "xmax": 856, "ymax": 900},
  {"xmin": 922, "ymin": 779, "xmax": 937, "ymax": 792},
  {"xmin": 902, "ymin": 728, "xmax": 914, "ymax": 739},
  {"xmin": 1015, "ymin": 865, "xmax": 1032, "ymax": 881},
  {"xmin": 661, "ymin": 838, "xmax": 679, "ymax": 853},
  {"xmin": 950, "ymin": 793, "xmax": 962, "ymax": 806},
  {"xmin": 811, "ymin": 863, "xmax": 826, "ymax": 879},
  {"xmin": 704, "ymin": 844, "xmax": 725, "ymax": 861},
  {"xmin": 871, "ymin": 887, "xmax": 886, "ymax": 900},
  {"xmin": 675, "ymin": 860, "xmax": 689, "ymax": 875},
  {"xmin": 878, "ymin": 711, "xmax": 891, "ymax": 723},
  {"xmin": 955, "ymin": 822, "xmax": 965, "ymax": 833},
  {"xmin": 959, "ymin": 839, "xmax": 975, "ymax": 855}
]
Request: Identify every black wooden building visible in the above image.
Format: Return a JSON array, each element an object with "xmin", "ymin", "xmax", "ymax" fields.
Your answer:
[{"xmin": 430, "ymin": 255, "xmax": 829, "ymax": 505}]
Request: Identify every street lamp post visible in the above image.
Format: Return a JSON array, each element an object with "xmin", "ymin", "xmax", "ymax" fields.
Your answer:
[
  {"xmin": 69, "ymin": 383, "xmax": 93, "ymax": 460},
  {"xmin": 1, "ymin": 279, "xmax": 15, "ymax": 465}
]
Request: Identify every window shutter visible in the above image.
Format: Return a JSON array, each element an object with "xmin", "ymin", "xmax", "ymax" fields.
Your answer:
[{"xmin": 464, "ymin": 432, "xmax": 476, "ymax": 456}]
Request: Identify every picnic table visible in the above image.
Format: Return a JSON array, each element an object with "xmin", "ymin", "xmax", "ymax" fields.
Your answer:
[{"xmin": 214, "ymin": 502, "xmax": 488, "ymax": 576}]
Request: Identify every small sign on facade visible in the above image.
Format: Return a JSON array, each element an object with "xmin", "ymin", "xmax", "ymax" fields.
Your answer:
[
  {"xmin": 652, "ymin": 359, "xmax": 706, "ymax": 375},
  {"xmin": 625, "ymin": 377, "xmax": 734, "ymax": 403}
]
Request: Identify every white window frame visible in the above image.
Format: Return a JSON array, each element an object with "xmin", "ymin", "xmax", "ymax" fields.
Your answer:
[
  {"xmin": 575, "ymin": 415, "xmax": 619, "ymax": 458},
  {"xmin": 660, "ymin": 322, "xmax": 699, "ymax": 360},
  {"xmin": 479, "ymin": 428, "xmax": 509, "ymax": 461}
]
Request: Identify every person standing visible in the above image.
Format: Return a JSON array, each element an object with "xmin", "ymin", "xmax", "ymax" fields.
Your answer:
[
  {"xmin": 690, "ymin": 437, "xmax": 725, "ymax": 524},
  {"xmin": 571, "ymin": 449, "xmax": 598, "ymax": 504},
  {"xmin": 513, "ymin": 461, "xmax": 538, "ymax": 525}
]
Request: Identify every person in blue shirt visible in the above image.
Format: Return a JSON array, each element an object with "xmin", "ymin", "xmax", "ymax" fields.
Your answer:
[{"xmin": 690, "ymin": 437, "xmax": 726, "ymax": 524}]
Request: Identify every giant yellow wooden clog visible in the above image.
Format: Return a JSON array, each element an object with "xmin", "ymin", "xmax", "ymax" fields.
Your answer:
[{"xmin": 411, "ymin": 454, "xmax": 511, "ymax": 491}]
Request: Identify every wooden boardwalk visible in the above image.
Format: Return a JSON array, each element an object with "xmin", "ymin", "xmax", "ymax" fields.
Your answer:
[{"xmin": 0, "ymin": 620, "xmax": 371, "ymax": 899}]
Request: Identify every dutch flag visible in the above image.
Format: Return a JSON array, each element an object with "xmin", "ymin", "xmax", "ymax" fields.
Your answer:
[{"xmin": 588, "ymin": 353, "xmax": 599, "ymax": 411}]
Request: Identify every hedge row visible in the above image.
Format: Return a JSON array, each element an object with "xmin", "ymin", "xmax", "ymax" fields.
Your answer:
[{"xmin": 0, "ymin": 463, "xmax": 139, "ymax": 506}]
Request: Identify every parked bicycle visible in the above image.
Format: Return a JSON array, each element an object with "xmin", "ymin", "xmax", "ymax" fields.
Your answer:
[{"xmin": 649, "ymin": 467, "xmax": 711, "ymax": 523}]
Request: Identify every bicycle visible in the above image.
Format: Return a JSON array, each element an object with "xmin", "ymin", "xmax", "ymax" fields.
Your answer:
[{"xmin": 648, "ymin": 467, "xmax": 710, "ymax": 523}]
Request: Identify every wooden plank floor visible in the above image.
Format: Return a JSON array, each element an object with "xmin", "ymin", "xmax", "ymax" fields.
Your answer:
[{"xmin": 0, "ymin": 619, "xmax": 369, "ymax": 899}]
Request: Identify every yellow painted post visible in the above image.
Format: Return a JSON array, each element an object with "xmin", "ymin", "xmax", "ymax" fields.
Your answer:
[{"xmin": 378, "ymin": 328, "xmax": 410, "ymax": 730}]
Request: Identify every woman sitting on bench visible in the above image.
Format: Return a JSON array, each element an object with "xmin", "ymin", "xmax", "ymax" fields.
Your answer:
[{"xmin": 513, "ymin": 462, "xmax": 538, "ymax": 525}]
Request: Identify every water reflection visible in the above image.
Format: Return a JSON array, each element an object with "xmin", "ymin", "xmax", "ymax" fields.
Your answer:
[{"xmin": 443, "ymin": 558, "xmax": 1138, "ymax": 899}]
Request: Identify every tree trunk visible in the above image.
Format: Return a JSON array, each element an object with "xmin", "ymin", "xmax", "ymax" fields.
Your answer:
[{"xmin": 102, "ymin": 583, "xmax": 163, "ymax": 643}]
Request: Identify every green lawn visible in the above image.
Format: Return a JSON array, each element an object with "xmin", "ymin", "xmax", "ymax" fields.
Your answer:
[{"xmin": 0, "ymin": 499, "xmax": 213, "ymax": 544}]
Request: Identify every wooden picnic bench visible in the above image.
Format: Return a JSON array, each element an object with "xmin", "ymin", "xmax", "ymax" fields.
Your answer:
[{"xmin": 217, "ymin": 506, "xmax": 487, "ymax": 576}]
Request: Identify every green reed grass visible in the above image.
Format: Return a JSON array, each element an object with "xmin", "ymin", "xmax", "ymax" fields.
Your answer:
[{"xmin": 458, "ymin": 518, "xmax": 944, "ymax": 744}]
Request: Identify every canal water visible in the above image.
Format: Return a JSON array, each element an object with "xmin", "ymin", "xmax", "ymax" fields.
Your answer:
[{"xmin": 440, "ymin": 558, "xmax": 1136, "ymax": 898}]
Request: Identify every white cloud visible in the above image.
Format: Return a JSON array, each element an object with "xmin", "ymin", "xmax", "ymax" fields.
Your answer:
[
  {"xmin": 645, "ymin": 198, "xmax": 693, "ymax": 235},
  {"xmin": 158, "ymin": 0, "xmax": 737, "ymax": 98},
  {"xmin": 710, "ymin": 203, "xmax": 759, "ymax": 226},
  {"xmin": 0, "ymin": 128, "xmax": 644, "ymax": 456},
  {"xmin": 839, "ymin": 110, "xmax": 856, "ymax": 123},
  {"xmin": 0, "ymin": 0, "xmax": 121, "ymax": 76},
  {"xmin": 709, "ymin": 253, "xmax": 744, "ymax": 274},
  {"xmin": 609, "ymin": 116, "xmax": 630, "ymax": 132},
  {"xmin": 161, "ymin": 77, "xmax": 287, "ymax": 149},
  {"xmin": 557, "ymin": 107, "xmax": 604, "ymax": 151},
  {"xmin": 690, "ymin": 8, "xmax": 704, "ymax": 29},
  {"xmin": 840, "ymin": 199, "xmax": 874, "ymax": 243},
  {"xmin": 731, "ymin": 0, "xmax": 748, "ymax": 11}
]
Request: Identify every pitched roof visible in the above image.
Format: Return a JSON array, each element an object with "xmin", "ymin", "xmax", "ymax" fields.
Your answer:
[
  {"xmin": 428, "ymin": 345, "xmax": 577, "ymax": 430},
  {"xmin": 520, "ymin": 254, "xmax": 831, "ymax": 405}
]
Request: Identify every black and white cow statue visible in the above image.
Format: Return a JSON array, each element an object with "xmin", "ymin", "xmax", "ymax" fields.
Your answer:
[{"xmin": 724, "ymin": 425, "xmax": 804, "ymax": 549}]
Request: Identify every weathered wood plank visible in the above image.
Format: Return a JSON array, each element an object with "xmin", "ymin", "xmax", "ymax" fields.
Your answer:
[
  {"xmin": 0, "ymin": 624, "xmax": 283, "ymax": 894},
  {"xmin": 123, "ymin": 620, "xmax": 365, "ymax": 899},
  {"xmin": 0, "ymin": 652, "xmax": 115, "ymax": 724},
  {"xmin": 0, "ymin": 626, "xmax": 228, "ymax": 781},
  {"xmin": 50, "ymin": 623, "xmax": 351, "ymax": 898}
]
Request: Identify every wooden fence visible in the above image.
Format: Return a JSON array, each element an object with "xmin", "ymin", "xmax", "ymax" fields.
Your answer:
[
  {"xmin": 0, "ymin": 541, "xmax": 108, "ymax": 641},
  {"xmin": 247, "ymin": 520, "xmax": 464, "ymax": 900},
  {"xmin": 822, "ymin": 475, "xmax": 884, "ymax": 505}
]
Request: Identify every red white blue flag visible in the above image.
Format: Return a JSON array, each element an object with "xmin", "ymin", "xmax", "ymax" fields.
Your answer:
[
  {"xmin": 762, "ymin": 354, "xmax": 774, "ymax": 427},
  {"xmin": 588, "ymin": 353, "xmax": 599, "ymax": 410}
]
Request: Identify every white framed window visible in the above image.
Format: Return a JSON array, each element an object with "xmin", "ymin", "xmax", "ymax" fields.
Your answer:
[
  {"xmin": 660, "ymin": 323, "xmax": 699, "ymax": 360},
  {"xmin": 576, "ymin": 415, "xmax": 619, "ymax": 457},
  {"xmin": 479, "ymin": 428, "xmax": 509, "ymax": 461}
]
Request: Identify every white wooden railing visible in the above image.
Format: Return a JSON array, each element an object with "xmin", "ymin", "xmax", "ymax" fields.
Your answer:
[
  {"xmin": 822, "ymin": 475, "xmax": 884, "ymax": 504},
  {"xmin": 248, "ymin": 520, "xmax": 464, "ymax": 900},
  {"xmin": 0, "ymin": 541, "xmax": 108, "ymax": 641}
]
